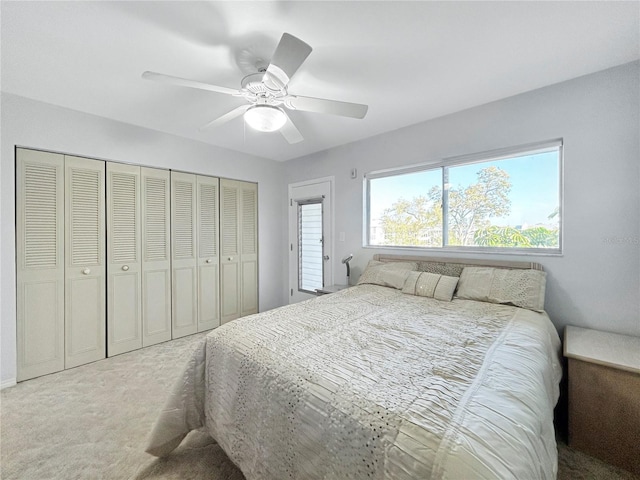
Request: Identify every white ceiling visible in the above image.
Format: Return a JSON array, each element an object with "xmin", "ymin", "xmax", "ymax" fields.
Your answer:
[{"xmin": 2, "ymin": 1, "xmax": 638, "ymax": 162}]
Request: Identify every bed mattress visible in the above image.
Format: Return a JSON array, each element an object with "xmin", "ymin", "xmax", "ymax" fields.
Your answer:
[{"xmin": 146, "ymin": 284, "xmax": 562, "ymax": 479}]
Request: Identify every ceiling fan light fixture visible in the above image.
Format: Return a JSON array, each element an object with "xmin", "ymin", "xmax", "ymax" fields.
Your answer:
[{"xmin": 244, "ymin": 105, "xmax": 287, "ymax": 132}]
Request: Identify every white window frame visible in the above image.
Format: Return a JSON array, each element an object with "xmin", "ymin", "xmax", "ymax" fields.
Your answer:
[{"xmin": 364, "ymin": 139, "xmax": 564, "ymax": 255}]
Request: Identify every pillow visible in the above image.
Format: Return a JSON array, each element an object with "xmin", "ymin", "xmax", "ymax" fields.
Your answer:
[
  {"xmin": 402, "ymin": 271, "xmax": 459, "ymax": 301},
  {"xmin": 357, "ymin": 260, "xmax": 418, "ymax": 289},
  {"xmin": 456, "ymin": 267, "xmax": 547, "ymax": 312}
]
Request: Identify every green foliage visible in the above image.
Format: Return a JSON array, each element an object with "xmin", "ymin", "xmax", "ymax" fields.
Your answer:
[
  {"xmin": 473, "ymin": 226, "xmax": 529, "ymax": 247},
  {"xmin": 377, "ymin": 166, "xmax": 559, "ymax": 248},
  {"xmin": 379, "ymin": 195, "xmax": 442, "ymax": 246},
  {"xmin": 473, "ymin": 225, "xmax": 558, "ymax": 248},
  {"xmin": 428, "ymin": 166, "xmax": 512, "ymax": 245},
  {"xmin": 521, "ymin": 226, "xmax": 559, "ymax": 247}
]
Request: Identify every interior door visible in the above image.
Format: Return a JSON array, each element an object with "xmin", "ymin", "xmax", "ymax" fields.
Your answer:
[
  {"xmin": 64, "ymin": 155, "xmax": 106, "ymax": 368},
  {"xmin": 16, "ymin": 148, "xmax": 65, "ymax": 381},
  {"xmin": 107, "ymin": 162, "xmax": 142, "ymax": 356},
  {"xmin": 289, "ymin": 178, "xmax": 333, "ymax": 304},
  {"xmin": 141, "ymin": 167, "xmax": 172, "ymax": 346}
]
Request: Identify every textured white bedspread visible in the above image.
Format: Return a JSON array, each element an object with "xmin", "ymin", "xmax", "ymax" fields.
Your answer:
[{"xmin": 146, "ymin": 285, "xmax": 562, "ymax": 479}]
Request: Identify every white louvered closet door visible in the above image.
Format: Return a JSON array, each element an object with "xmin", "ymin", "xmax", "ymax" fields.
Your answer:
[
  {"xmin": 171, "ymin": 171, "xmax": 198, "ymax": 338},
  {"xmin": 142, "ymin": 167, "xmax": 172, "ymax": 346},
  {"xmin": 197, "ymin": 176, "xmax": 220, "ymax": 332},
  {"xmin": 220, "ymin": 179, "xmax": 241, "ymax": 324},
  {"xmin": 107, "ymin": 162, "xmax": 142, "ymax": 356},
  {"xmin": 65, "ymin": 155, "xmax": 106, "ymax": 369},
  {"xmin": 16, "ymin": 148, "xmax": 65, "ymax": 381},
  {"xmin": 240, "ymin": 182, "xmax": 258, "ymax": 316}
]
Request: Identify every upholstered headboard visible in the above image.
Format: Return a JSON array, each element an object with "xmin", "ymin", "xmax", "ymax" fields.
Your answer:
[{"xmin": 373, "ymin": 253, "xmax": 543, "ymax": 278}]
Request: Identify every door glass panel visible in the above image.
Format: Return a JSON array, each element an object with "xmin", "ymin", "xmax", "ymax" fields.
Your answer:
[{"xmin": 298, "ymin": 201, "xmax": 323, "ymax": 292}]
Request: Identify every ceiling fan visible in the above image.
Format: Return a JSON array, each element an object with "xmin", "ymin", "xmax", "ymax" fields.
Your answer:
[{"xmin": 142, "ymin": 33, "xmax": 368, "ymax": 144}]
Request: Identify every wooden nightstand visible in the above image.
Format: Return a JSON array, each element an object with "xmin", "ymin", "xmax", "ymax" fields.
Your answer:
[
  {"xmin": 564, "ymin": 326, "xmax": 640, "ymax": 475},
  {"xmin": 315, "ymin": 285, "xmax": 349, "ymax": 295}
]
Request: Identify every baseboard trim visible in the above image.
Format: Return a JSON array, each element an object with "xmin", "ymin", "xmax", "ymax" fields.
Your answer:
[{"xmin": 1, "ymin": 378, "xmax": 17, "ymax": 390}]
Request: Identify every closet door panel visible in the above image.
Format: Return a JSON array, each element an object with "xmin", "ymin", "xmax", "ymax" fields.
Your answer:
[
  {"xmin": 220, "ymin": 180, "xmax": 240, "ymax": 324},
  {"xmin": 142, "ymin": 167, "xmax": 172, "ymax": 346},
  {"xmin": 143, "ymin": 269, "xmax": 171, "ymax": 343},
  {"xmin": 67, "ymin": 276, "xmax": 103, "ymax": 357},
  {"xmin": 241, "ymin": 261, "xmax": 258, "ymax": 314},
  {"xmin": 173, "ymin": 267, "xmax": 196, "ymax": 331},
  {"xmin": 16, "ymin": 148, "xmax": 65, "ymax": 381},
  {"xmin": 240, "ymin": 183, "xmax": 258, "ymax": 316},
  {"xmin": 171, "ymin": 171, "xmax": 198, "ymax": 338},
  {"xmin": 65, "ymin": 155, "xmax": 106, "ymax": 369},
  {"xmin": 107, "ymin": 162, "xmax": 142, "ymax": 356},
  {"xmin": 197, "ymin": 176, "xmax": 220, "ymax": 332},
  {"xmin": 221, "ymin": 263, "xmax": 239, "ymax": 321}
]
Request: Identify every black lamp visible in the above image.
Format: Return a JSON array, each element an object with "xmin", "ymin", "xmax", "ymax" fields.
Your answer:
[{"xmin": 341, "ymin": 254, "xmax": 353, "ymax": 279}]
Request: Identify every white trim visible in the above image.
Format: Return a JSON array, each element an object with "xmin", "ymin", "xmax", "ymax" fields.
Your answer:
[{"xmin": 1, "ymin": 378, "xmax": 17, "ymax": 390}]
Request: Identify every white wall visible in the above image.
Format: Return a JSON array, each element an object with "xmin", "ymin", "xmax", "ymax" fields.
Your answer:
[
  {"xmin": 3, "ymin": 62, "xmax": 638, "ymax": 386},
  {"xmin": 284, "ymin": 62, "xmax": 640, "ymax": 337},
  {"xmin": 1, "ymin": 93, "xmax": 288, "ymax": 386}
]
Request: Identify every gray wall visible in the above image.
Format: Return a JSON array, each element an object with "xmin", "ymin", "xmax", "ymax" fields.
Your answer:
[
  {"xmin": 1, "ymin": 93, "xmax": 288, "ymax": 386},
  {"xmin": 283, "ymin": 61, "xmax": 640, "ymax": 337}
]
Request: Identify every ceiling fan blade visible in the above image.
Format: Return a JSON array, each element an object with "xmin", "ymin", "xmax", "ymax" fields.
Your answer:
[
  {"xmin": 280, "ymin": 113, "xmax": 304, "ymax": 144},
  {"xmin": 142, "ymin": 71, "xmax": 240, "ymax": 96},
  {"xmin": 284, "ymin": 95, "xmax": 368, "ymax": 119},
  {"xmin": 263, "ymin": 33, "xmax": 312, "ymax": 91},
  {"xmin": 199, "ymin": 105, "xmax": 249, "ymax": 131}
]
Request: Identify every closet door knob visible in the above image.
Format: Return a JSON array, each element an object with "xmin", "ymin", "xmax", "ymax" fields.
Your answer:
[
  {"xmin": 122, "ymin": 265, "xmax": 129, "ymax": 271},
  {"xmin": 206, "ymin": 258, "xmax": 212, "ymax": 264},
  {"xmin": 82, "ymin": 268, "xmax": 91, "ymax": 275},
  {"xmin": 228, "ymin": 256, "xmax": 233, "ymax": 261}
]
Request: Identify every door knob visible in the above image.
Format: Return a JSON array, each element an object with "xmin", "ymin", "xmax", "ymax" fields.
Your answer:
[
  {"xmin": 206, "ymin": 258, "xmax": 212, "ymax": 264},
  {"xmin": 122, "ymin": 265, "xmax": 129, "ymax": 271},
  {"xmin": 82, "ymin": 268, "xmax": 91, "ymax": 275},
  {"xmin": 228, "ymin": 257, "xmax": 233, "ymax": 261}
]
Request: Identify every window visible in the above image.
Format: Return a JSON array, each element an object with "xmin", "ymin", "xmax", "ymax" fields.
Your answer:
[
  {"xmin": 366, "ymin": 141, "xmax": 562, "ymax": 254},
  {"xmin": 298, "ymin": 200, "xmax": 324, "ymax": 292}
]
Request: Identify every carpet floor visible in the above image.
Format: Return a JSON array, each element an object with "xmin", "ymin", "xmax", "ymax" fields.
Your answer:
[{"xmin": 1, "ymin": 332, "xmax": 637, "ymax": 480}]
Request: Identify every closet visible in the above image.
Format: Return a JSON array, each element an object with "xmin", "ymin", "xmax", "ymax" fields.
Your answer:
[{"xmin": 16, "ymin": 148, "xmax": 258, "ymax": 382}]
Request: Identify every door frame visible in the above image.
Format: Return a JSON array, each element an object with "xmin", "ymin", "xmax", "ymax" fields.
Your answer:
[{"xmin": 288, "ymin": 176, "xmax": 334, "ymax": 304}]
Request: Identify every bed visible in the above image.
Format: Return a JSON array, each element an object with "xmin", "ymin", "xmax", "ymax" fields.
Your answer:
[{"xmin": 146, "ymin": 254, "xmax": 562, "ymax": 479}]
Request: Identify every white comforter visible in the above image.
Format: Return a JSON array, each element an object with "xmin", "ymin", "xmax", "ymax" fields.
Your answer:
[{"xmin": 146, "ymin": 284, "xmax": 562, "ymax": 479}]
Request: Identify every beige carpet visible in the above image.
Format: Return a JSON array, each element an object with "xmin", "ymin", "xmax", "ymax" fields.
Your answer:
[{"xmin": 1, "ymin": 332, "xmax": 637, "ymax": 480}]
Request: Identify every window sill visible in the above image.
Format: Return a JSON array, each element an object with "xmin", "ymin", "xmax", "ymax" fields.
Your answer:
[{"xmin": 362, "ymin": 244, "xmax": 563, "ymax": 257}]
